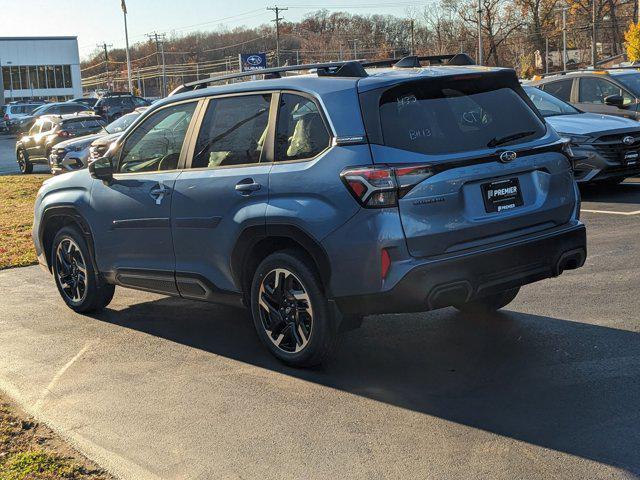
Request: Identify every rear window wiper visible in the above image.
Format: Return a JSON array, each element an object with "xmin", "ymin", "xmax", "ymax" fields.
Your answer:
[{"xmin": 487, "ymin": 130, "xmax": 536, "ymax": 148}]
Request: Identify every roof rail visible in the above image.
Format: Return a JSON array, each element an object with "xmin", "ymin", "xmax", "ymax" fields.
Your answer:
[
  {"xmin": 170, "ymin": 60, "xmax": 368, "ymax": 96},
  {"xmin": 169, "ymin": 53, "xmax": 475, "ymax": 96},
  {"xmin": 535, "ymin": 65, "xmax": 640, "ymax": 79}
]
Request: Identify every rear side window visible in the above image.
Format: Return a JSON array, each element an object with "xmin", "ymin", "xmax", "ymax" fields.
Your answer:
[
  {"xmin": 41, "ymin": 120, "xmax": 54, "ymax": 133},
  {"xmin": 378, "ymin": 79, "xmax": 545, "ymax": 155},
  {"xmin": 275, "ymin": 93, "xmax": 330, "ymax": 161},
  {"xmin": 191, "ymin": 94, "xmax": 271, "ymax": 168},
  {"xmin": 541, "ymin": 79, "xmax": 573, "ymax": 102}
]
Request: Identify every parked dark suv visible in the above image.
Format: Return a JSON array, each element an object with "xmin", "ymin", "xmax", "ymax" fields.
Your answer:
[
  {"xmin": 531, "ymin": 69, "xmax": 640, "ymax": 120},
  {"xmin": 93, "ymin": 92, "xmax": 150, "ymax": 122},
  {"xmin": 16, "ymin": 114, "xmax": 106, "ymax": 173},
  {"xmin": 32, "ymin": 56, "xmax": 587, "ymax": 366}
]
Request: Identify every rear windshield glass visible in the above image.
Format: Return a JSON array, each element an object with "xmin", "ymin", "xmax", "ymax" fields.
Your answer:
[
  {"xmin": 62, "ymin": 118, "xmax": 105, "ymax": 132},
  {"xmin": 379, "ymin": 77, "xmax": 545, "ymax": 155}
]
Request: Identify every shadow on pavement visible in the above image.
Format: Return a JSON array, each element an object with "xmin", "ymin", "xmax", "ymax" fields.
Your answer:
[
  {"xmin": 93, "ymin": 296, "xmax": 640, "ymax": 475},
  {"xmin": 580, "ymin": 181, "xmax": 640, "ymax": 206}
]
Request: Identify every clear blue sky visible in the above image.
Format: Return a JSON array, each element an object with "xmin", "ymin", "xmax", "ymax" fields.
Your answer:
[{"xmin": 1, "ymin": 0, "xmax": 421, "ymax": 60}]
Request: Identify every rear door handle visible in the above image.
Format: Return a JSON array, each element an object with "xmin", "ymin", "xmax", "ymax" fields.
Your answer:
[{"xmin": 235, "ymin": 178, "xmax": 261, "ymax": 195}]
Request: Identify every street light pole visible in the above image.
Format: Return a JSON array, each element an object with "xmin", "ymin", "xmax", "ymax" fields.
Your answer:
[
  {"xmin": 122, "ymin": 0, "xmax": 134, "ymax": 94},
  {"xmin": 564, "ymin": 8, "xmax": 568, "ymax": 71}
]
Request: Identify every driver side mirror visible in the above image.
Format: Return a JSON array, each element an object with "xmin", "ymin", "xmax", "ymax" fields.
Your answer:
[
  {"xmin": 89, "ymin": 156, "xmax": 114, "ymax": 183},
  {"xmin": 604, "ymin": 94, "xmax": 624, "ymax": 108}
]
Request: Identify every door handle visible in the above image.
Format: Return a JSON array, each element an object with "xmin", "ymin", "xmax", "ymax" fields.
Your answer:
[
  {"xmin": 235, "ymin": 178, "xmax": 262, "ymax": 195},
  {"xmin": 149, "ymin": 181, "xmax": 171, "ymax": 205}
]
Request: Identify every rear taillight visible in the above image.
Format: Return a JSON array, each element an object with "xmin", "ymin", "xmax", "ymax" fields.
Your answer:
[
  {"xmin": 341, "ymin": 164, "xmax": 433, "ymax": 208},
  {"xmin": 57, "ymin": 130, "xmax": 72, "ymax": 138}
]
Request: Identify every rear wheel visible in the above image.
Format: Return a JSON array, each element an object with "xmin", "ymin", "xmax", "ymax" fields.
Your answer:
[
  {"xmin": 17, "ymin": 148, "xmax": 32, "ymax": 174},
  {"xmin": 250, "ymin": 250, "xmax": 336, "ymax": 367},
  {"xmin": 454, "ymin": 287, "xmax": 520, "ymax": 314},
  {"xmin": 52, "ymin": 226, "xmax": 115, "ymax": 313}
]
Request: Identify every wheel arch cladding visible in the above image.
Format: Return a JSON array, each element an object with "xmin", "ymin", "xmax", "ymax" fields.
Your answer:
[
  {"xmin": 232, "ymin": 224, "xmax": 332, "ymax": 298},
  {"xmin": 40, "ymin": 206, "xmax": 96, "ymax": 273}
]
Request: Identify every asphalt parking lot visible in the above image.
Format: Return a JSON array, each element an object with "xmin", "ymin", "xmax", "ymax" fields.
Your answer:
[{"xmin": 0, "ymin": 180, "xmax": 638, "ymax": 479}]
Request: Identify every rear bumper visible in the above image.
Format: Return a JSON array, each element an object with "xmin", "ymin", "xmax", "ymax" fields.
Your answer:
[{"xmin": 334, "ymin": 223, "xmax": 586, "ymax": 316}]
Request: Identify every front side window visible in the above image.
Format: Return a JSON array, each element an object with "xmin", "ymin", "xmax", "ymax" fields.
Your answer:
[
  {"xmin": 579, "ymin": 77, "xmax": 623, "ymax": 104},
  {"xmin": 378, "ymin": 78, "xmax": 545, "ymax": 155},
  {"xmin": 191, "ymin": 94, "xmax": 271, "ymax": 169},
  {"xmin": 275, "ymin": 93, "xmax": 330, "ymax": 161},
  {"xmin": 541, "ymin": 79, "xmax": 573, "ymax": 102},
  {"xmin": 29, "ymin": 122, "xmax": 41, "ymax": 136},
  {"xmin": 118, "ymin": 102, "xmax": 197, "ymax": 173}
]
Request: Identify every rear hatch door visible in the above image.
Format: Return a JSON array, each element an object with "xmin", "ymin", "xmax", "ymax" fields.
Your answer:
[{"xmin": 359, "ymin": 69, "xmax": 576, "ymax": 258}]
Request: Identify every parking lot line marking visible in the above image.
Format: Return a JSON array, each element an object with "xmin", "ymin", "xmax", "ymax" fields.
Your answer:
[
  {"xmin": 34, "ymin": 341, "xmax": 94, "ymax": 412},
  {"xmin": 581, "ymin": 208, "xmax": 640, "ymax": 216}
]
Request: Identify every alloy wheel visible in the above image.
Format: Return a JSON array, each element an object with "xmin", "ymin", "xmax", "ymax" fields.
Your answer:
[
  {"xmin": 258, "ymin": 268, "xmax": 313, "ymax": 353},
  {"xmin": 17, "ymin": 150, "xmax": 26, "ymax": 172},
  {"xmin": 55, "ymin": 238, "xmax": 88, "ymax": 304}
]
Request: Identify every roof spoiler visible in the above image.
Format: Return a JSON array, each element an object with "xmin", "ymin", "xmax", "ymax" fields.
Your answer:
[{"xmin": 362, "ymin": 53, "xmax": 475, "ymax": 69}]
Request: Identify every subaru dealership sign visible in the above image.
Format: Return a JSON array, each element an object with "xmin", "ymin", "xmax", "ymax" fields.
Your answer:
[{"xmin": 239, "ymin": 53, "xmax": 267, "ymax": 72}]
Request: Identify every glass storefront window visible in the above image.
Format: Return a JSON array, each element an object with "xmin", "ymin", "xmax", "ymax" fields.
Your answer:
[
  {"xmin": 1, "ymin": 65, "xmax": 73, "ymax": 91},
  {"xmin": 63, "ymin": 65, "xmax": 72, "ymax": 88}
]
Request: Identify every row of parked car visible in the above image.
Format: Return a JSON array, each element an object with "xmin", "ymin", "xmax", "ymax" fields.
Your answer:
[
  {"xmin": 6, "ymin": 69, "xmax": 640, "ymax": 185},
  {"xmin": 1, "ymin": 92, "xmax": 151, "ymax": 174}
]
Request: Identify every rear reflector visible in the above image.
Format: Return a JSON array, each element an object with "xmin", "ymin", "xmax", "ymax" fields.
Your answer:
[{"xmin": 381, "ymin": 248, "xmax": 391, "ymax": 279}]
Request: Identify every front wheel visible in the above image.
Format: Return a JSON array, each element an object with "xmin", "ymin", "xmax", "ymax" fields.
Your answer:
[
  {"xmin": 250, "ymin": 250, "xmax": 336, "ymax": 367},
  {"xmin": 17, "ymin": 149, "xmax": 32, "ymax": 174},
  {"xmin": 454, "ymin": 287, "xmax": 520, "ymax": 314},
  {"xmin": 52, "ymin": 226, "xmax": 115, "ymax": 313}
]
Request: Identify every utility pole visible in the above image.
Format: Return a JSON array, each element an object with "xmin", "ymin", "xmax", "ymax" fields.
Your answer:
[
  {"xmin": 592, "ymin": 0, "xmax": 597, "ymax": 68},
  {"xmin": 147, "ymin": 32, "xmax": 166, "ymax": 97},
  {"xmin": 351, "ymin": 39, "xmax": 358, "ymax": 59},
  {"xmin": 477, "ymin": 0, "xmax": 483, "ymax": 65},
  {"xmin": 410, "ymin": 19, "xmax": 415, "ymax": 55},
  {"xmin": 98, "ymin": 43, "xmax": 112, "ymax": 90},
  {"xmin": 121, "ymin": 0, "xmax": 133, "ymax": 94},
  {"xmin": 267, "ymin": 6, "xmax": 288, "ymax": 67}
]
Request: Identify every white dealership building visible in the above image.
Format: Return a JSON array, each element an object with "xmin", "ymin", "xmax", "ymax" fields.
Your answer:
[{"xmin": 0, "ymin": 36, "xmax": 82, "ymax": 105}]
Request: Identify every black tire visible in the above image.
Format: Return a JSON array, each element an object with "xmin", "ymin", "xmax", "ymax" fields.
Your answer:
[
  {"xmin": 454, "ymin": 287, "xmax": 520, "ymax": 314},
  {"xmin": 250, "ymin": 250, "xmax": 336, "ymax": 367},
  {"xmin": 51, "ymin": 226, "xmax": 115, "ymax": 313},
  {"xmin": 17, "ymin": 148, "xmax": 33, "ymax": 174}
]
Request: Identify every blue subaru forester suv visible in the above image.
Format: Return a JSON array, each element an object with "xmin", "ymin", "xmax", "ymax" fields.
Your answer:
[{"xmin": 33, "ymin": 56, "xmax": 586, "ymax": 366}]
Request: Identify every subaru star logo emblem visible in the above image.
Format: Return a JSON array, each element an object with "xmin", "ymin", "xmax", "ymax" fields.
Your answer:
[
  {"xmin": 499, "ymin": 150, "xmax": 517, "ymax": 163},
  {"xmin": 623, "ymin": 135, "xmax": 635, "ymax": 146},
  {"xmin": 247, "ymin": 55, "xmax": 263, "ymax": 66}
]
